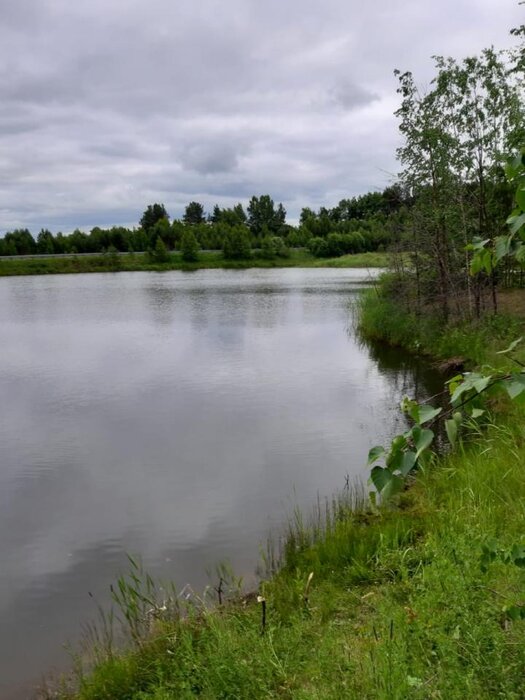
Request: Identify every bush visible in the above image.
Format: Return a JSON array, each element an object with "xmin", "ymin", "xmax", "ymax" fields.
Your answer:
[
  {"xmin": 307, "ymin": 237, "xmax": 330, "ymax": 257},
  {"xmin": 149, "ymin": 237, "xmax": 170, "ymax": 263},
  {"xmin": 260, "ymin": 235, "xmax": 289, "ymax": 259},
  {"xmin": 180, "ymin": 229, "xmax": 200, "ymax": 262},
  {"xmin": 222, "ymin": 226, "xmax": 252, "ymax": 260}
]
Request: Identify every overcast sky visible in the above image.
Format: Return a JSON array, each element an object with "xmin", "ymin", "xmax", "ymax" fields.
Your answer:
[{"xmin": 0, "ymin": 0, "xmax": 522, "ymax": 233}]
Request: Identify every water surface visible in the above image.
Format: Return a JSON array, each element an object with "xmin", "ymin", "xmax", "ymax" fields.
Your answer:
[{"xmin": 0, "ymin": 268, "xmax": 441, "ymax": 698}]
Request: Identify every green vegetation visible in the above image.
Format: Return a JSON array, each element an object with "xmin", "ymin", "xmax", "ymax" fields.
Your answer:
[
  {"xmin": 0, "ymin": 189, "xmax": 396, "ymax": 263},
  {"xmin": 180, "ymin": 229, "xmax": 200, "ymax": 263},
  {"xmin": 0, "ymin": 250, "xmax": 389, "ymax": 277},
  {"xmin": 357, "ymin": 279, "xmax": 524, "ymax": 366},
  {"xmin": 387, "ymin": 32, "xmax": 524, "ymax": 320}
]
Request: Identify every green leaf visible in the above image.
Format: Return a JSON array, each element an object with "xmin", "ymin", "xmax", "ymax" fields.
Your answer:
[
  {"xmin": 417, "ymin": 404, "xmax": 442, "ymax": 424},
  {"xmin": 471, "ymin": 407, "xmax": 485, "ymax": 419},
  {"xmin": 385, "ymin": 434, "xmax": 410, "ymax": 470},
  {"xmin": 504, "ymin": 605, "xmax": 523, "ymax": 621},
  {"xmin": 370, "ymin": 466, "xmax": 404, "ymax": 500},
  {"xmin": 505, "ymin": 153, "xmax": 524, "ymax": 179},
  {"xmin": 399, "ymin": 450, "xmax": 417, "ymax": 477},
  {"xmin": 473, "ymin": 376, "xmax": 491, "ymax": 393},
  {"xmin": 367, "ymin": 445, "xmax": 386, "ymax": 466},
  {"xmin": 505, "ymin": 375, "xmax": 525, "ymax": 400},
  {"xmin": 497, "ymin": 337, "xmax": 523, "ymax": 355},
  {"xmin": 508, "ymin": 212, "xmax": 525, "ymax": 234},
  {"xmin": 401, "ymin": 397, "xmax": 419, "ymax": 422},
  {"xmin": 386, "ymin": 448, "xmax": 403, "ymax": 471},
  {"xmin": 515, "ymin": 186, "xmax": 525, "ymax": 211},
  {"xmin": 411, "ymin": 426, "xmax": 434, "ymax": 457},
  {"xmin": 515, "ymin": 244, "xmax": 525, "ymax": 262},
  {"xmin": 450, "ymin": 381, "xmax": 471, "ymax": 404},
  {"xmin": 445, "ymin": 419, "xmax": 458, "ymax": 446},
  {"xmin": 494, "ymin": 236, "xmax": 511, "ymax": 262},
  {"xmin": 482, "ymin": 248, "xmax": 493, "ymax": 274},
  {"xmin": 469, "ymin": 237, "xmax": 490, "ymax": 251},
  {"xmin": 470, "ymin": 253, "xmax": 484, "ymax": 275},
  {"xmin": 511, "ymin": 544, "xmax": 525, "ymax": 567}
]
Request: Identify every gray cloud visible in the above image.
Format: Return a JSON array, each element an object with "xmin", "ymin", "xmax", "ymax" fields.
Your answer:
[
  {"xmin": 330, "ymin": 80, "xmax": 379, "ymax": 110},
  {"xmin": 0, "ymin": 0, "xmax": 522, "ymax": 232}
]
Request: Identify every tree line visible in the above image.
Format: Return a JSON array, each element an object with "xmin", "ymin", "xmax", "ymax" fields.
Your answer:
[{"xmin": 0, "ymin": 189, "xmax": 407, "ymax": 262}]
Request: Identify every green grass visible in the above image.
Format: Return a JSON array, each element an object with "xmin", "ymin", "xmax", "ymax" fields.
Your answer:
[
  {"xmin": 356, "ymin": 278, "xmax": 525, "ymax": 368},
  {"xmin": 0, "ymin": 250, "xmax": 389, "ymax": 277}
]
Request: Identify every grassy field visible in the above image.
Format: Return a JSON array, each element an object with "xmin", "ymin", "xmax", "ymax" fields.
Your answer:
[
  {"xmin": 0, "ymin": 250, "xmax": 390, "ymax": 277},
  {"xmin": 43, "ymin": 280, "xmax": 525, "ymax": 699}
]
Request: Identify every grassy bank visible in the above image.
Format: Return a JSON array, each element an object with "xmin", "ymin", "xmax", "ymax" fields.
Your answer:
[
  {"xmin": 45, "ymin": 283, "xmax": 525, "ymax": 700},
  {"xmin": 0, "ymin": 250, "xmax": 389, "ymax": 277},
  {"xmin": 357, "ymin": 277, "xmax": 525, "ymax": 368}
]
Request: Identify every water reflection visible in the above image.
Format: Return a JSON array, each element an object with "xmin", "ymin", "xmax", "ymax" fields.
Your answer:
[{"xmin": 0, "ymin": 268, "xmax": 442, "ymax": 699}]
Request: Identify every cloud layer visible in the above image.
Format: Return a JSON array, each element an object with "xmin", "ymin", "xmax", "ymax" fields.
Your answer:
[{"xmin": 0, "ymin": 0, "xmax": 522, "ymax": 232}]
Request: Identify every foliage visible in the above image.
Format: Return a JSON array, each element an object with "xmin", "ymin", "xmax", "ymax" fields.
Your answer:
[
  {"xmin": 183, "ymin": 201, "xmax": 206, "ymax": 226},
  {"xmin": 139, "ymin": 204, "xmax": 169, "ymax": 233},
  {"xmin": 149, "ymin": 238, "xmax": 170, "ymax": 264},
  {"xmin": 368, "ymin": 331, "xmax": 525, "ymax": 502},
  {"xmin": 0, "ymin": 189, "xmax": 399, "ymax": 258},
  {"xmin": 180, "ymin": 228, "xmax": 200, "ymax": 262},
  {"xmin": 0, "ymin": 249, "xmax": 388, "ymax": 277},
  {"xmin": 260, "ymin": 235, "xmax": 289, "ymax": 259},
  {"xmin": 222, "ymin": 225, "xmax": 252, "ymax": 260},
  {"xmin": 390, "ymin": 35, "xmax": 524, "ymax": 320},
  {"xmin": 247, "ymin": 195, "xmax": 286, "ymax": 238},
  {"xmin": 470, "ymin": 148, "xmax": 525, "ymax": 275}
]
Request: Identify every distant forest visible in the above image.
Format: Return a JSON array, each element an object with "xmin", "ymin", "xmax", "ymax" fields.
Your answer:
[{"xmin": 0, "ymin": 189, "xmax": 405, "ymax": 261}]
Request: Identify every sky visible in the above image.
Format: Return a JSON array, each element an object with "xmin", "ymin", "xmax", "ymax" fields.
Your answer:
[{"xmin": 0, "ymin": 0, "xmax": 523, "ymax": 233}]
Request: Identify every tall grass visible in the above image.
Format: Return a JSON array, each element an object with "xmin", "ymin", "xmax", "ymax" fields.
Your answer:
[{"xmin": 357, "ymin": 279, "xmax": 524, "ymax": 367}]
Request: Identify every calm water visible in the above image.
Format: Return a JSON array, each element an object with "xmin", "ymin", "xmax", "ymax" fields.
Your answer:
[{"xmin": 0, "ymin": 268, "xmax": 441, "ymax": 698}]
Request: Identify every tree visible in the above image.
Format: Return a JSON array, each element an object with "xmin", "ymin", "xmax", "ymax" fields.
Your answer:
[
  {"xmin": 210, "ymin": 204, "xmax": 222, "ymax": 224},
  {"xmin": 181, "ymin": 228, "xmax": 200, "ymax": 262},
  {"xmin": 222, "ymin": 226, "xmax": 252, "ymax": 260},
  {"xmin": 183, "ymin": 201, "xmax": 205, "ymax": 225},
  {"xmin": 3, "ymin": 229, "xmax": 36, "ymax": 255},
  {"xmin": 213, "ymin": 203, "xmax": 247, "ymax": 227},
  {"xmin": 150, "ymin": 237, "xmax": 170, "ymax": 263},
  {"xmin": 247, "ymin": 195, "xmax": 286, "ymax": 238},
  {"xmin": 150, "ymin": 217, "xmax": 172, "ymax": 249},
  {"xmin": 140, "ymin": 203, "xmax": 169, "ymax": 233},
  {"xmin": 37, "ymin": 229, "xmax": 55, "ymax": 254},
  {"xmin": 261, "ymin": 235, "xmax": 288, "ymax": 259}
]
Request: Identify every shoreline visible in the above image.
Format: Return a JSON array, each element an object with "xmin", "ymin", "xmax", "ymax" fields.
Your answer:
[{"xmin": 0, "ymin": 250, "xmax": 390, "ymax": 278}]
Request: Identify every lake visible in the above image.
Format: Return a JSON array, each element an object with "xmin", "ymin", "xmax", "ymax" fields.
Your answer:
[{"xmin": 0, "ymin": 268, "xmax": 441, "ymax": 698}]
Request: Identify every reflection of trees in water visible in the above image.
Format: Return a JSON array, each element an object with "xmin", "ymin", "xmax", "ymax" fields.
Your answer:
[
  {"xmin": 366, "ymin": 338, "xmax": 445, "ymax": 404},
  {"xmin": 144, "ymin": 284, "xmax": 178, "ymax": 326},
  {"xmin": 145, "ymin": 283, "xmax": 292, "ymax": 330},
  {"xmin": 363, "ymin": 337, "xmax": 449, "ymax": 446}
]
